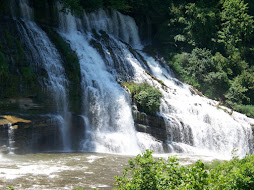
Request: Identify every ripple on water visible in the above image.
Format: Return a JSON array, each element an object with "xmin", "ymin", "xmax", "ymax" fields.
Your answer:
[{"xmin": 0, "ymin": 152, "xmax": 224, "ymax": 190}]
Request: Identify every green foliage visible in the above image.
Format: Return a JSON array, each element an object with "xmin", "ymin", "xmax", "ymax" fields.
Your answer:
[
  {"xmin": 226, "ymin": 70, "xmax": 254, "ymax": 105},
  {"xmin": 169, "ymin": 48, "xmax": 230, "ymax": 99},
  {"xmin": 231, "ymin": 104, "xmax": 254, "ymax": 118},
  {"xmin": 0, "ymin": 29, "xmax": 40, "ymax": 98},
  {"xmin": 181, "ymin": 48, "xmax": 215, "ymax": 82},
  {"xmin": 218, "ymin": 0, "xmax": 254, "ymax": 55},
  {"xmin": 165, "ymin": 1, "xmax": 219, "ymax": 53},
  {"xmin": 125, "ymin": 82, "xmax": 162, "ymax": 114},
  {"xmin": 184, "ymin": 3, "xmax": 218, "ymax": 48},
  {"xmin": 169, "ymin": 53, "xmax": 200, "ymax": 88},
  {"xmin": 1, "ymin": 0, "xmax": 254, "ymax": 117},
  {"xmin": 169, "ymin": 44, "xmax": 254, "ymax": 112},
  {"xmin": 45, "ymin": 29, "xmax": 80, "ymax": 83},
  {"xmin": 115, "ymin": 150, "xmax": 254, "ymax": 190},
  {"xmin": 44, "ymin": 28, "xmax": 81, "ymax": 113},
  {"xmin": 226, "ymin": 77, "xmax": 249, "ymax": 105},
  {"xmin": 130, "ymin": 0, "xmax": 171, "ymax": 17},
  {"xmin": 205, "ymin": 154, "xmax": 254, "ymax": 189}
]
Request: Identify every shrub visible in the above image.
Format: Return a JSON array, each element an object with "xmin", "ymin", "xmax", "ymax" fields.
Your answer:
[
  {"xmin": 206, "ymin": 154, "xmax": 254, "ymax": 189},
  {"xmin": 114, "ymin": 150, "xmax": 210, "ymax": 190},
  {"xmin": 125, "ymin": 82, "xmax": 162, "ymax": 114},
  {"xmin": 231, "ymin": 104, "xmax": 254, "ymax": 118},
  {"xmin": 115, "ymin": 150, "xmax": 254, "ymax": 190}
]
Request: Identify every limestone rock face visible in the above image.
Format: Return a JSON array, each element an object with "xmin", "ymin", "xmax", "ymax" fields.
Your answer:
[
  {"xmin": 133, "ymin": 110, "xmax": 167, "ymax": 142},
  {"xmin": 0, "ymin": 115, "xmax": 61, "ymax": 154},
  {"xmin": 0, "ymin": 123, "xmax": 9, "ymax": 154}
]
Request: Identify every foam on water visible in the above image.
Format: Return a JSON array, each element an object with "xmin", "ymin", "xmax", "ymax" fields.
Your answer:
[
  {"xmin": 58, "ymin": 8, "xmax": 141, "ymax": 154},
  {"xmin": 56, "ymin": 7, "xmax": 254, "ymax": 158},
  {"xmin": 9, "ymin": 1, "xmax": 253, "ymax": 158}
]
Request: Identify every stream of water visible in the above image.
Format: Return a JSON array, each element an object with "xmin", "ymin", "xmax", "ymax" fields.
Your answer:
[{"xmin": 16, "ymin": 0, "xmax": 71, "ymax": 151}]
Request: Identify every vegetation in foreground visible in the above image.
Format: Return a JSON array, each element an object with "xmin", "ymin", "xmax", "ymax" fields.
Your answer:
[
  {"xmin": 8, "ymin": 150, "xmax": 254, "ymax": 190},
  {"xmin": 114, "ymin": 150, "xmax": 254, "ymax": 190}
]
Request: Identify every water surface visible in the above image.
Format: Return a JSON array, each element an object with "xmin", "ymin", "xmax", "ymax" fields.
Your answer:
[{"xmin": 0, "ymin": 152, "xmax": 219, "ymax": 190}]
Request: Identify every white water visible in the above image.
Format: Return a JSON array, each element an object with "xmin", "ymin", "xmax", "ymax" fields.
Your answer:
[
  {"xmin": 58, "ymin": 9, "xmax": 141, "ymax": 154},
  {"xmin": 143, "ymin": 55, "xmax": 254, "ymax": 159},
  {"xmin": 8, "ymin": 1, "xmax": 253, "ymax": 158},
  {"xmin": 17, "ymin": 0, "xmax": 71, "ymax": 150},
  {"xmin": 82, "ymin": 9, "xmax": 143, "ymax": 49},
  {"xmin": 58, "ymin": 8, "xmax": 254, "ymax": 159},
  {"xmin": 8, "ymin": 124, "xmax": 15, "ymax": 154}
]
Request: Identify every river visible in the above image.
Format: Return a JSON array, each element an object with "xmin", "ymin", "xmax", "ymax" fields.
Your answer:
[{"xmin": 0, "ymin": 152, "xmax": 219, "ymax": 190}]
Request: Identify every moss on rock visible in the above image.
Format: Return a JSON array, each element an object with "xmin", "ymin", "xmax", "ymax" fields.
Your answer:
[
  {"xmin": 124, "ymin": 82, "xmax": 162, "ymax": 114},
  {"xmin": 43, "ymin": 27, "xmax": 82, "ymax": 113}
]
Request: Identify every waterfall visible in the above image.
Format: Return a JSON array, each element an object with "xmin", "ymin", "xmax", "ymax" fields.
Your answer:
[
  {"xmin": 8, "ymin": 124, "xmax": 15, "ymax": 154},
  {"xmin": 16, "ymin": 0, "xmax": 71, "ymax": 151},
  {"xmin": 56, "ymin": 8, "xmax": 254, "ymax": 158},
  {"xmin": 8, "ymin": 1, "xmax": 253, "ymax": 157},
  {"xmin": 142, "ymin": 55, "xmax": 254, "ymax": 159},
  {"xmin": 58, "ymin": 9, "xmax": 141, "ymax": 154},
  {"xmin": 82, "ymin": 9, "xmax": 143, "ymax": 49}
]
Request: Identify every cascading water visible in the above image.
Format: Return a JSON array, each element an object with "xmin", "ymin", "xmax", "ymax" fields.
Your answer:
[
  {"xmin": 82, "ymin": 9, "xmax": 143, "ymax": 50},
  {"xmin": 58, "ymin": 8, "xmax": 141, "ymax": 154},
  {"xmin": 10, "ymin": 1, "xmax": 253, "ymax": 157},
  {"xmin": 58, "ymin": 8, "xmax": 254, "ymax": 158},
  {"xmin": 142, "ymin": 55, "xmax": 254, "ymax": 159},
  {"xmin": 16, "ymin": 0, "xmax": 71, "ymax": 151},
  {"xmin": 7, "ymin": 124, "xmax": 15, "ymax": 154}
]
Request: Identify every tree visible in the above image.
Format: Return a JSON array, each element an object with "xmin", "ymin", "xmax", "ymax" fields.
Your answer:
[
  {"xmin": 185, "ymin": 3, "xmax": 218, "ymax": 48},
  {"xmin": 218, "ymin": 0, "xmax": 254, "ymax": 55}
]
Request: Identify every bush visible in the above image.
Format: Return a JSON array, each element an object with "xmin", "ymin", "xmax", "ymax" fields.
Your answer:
[
  {"xmin": 114, "ymin": 150, "xmax": 254, "ymax": 190},
  {"xmin": 114, "ymin": 150, "xmax": 209, "ymax": 190},
  {"xmin": 169, "ymin": 49, "xmax": 228, "ymax": 94},
  {"xmin": 231, "ymin": 104, "xmax": 254, "ymax": 118},
  {"xmin": 205, "ymin": 154, "xmax": 254, "ymax": 189},
  {"xmin": 125, "ymin": 82, "xmax": 162, "ymax": 114}
]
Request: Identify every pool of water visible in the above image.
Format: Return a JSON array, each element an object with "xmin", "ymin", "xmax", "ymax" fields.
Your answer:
[{"xmin": 0, "ymin": 152, "xmax": 220, "ymax": 190}]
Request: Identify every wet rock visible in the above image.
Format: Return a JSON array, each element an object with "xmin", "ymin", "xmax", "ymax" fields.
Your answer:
[
  {"xmin": 0, "ymin": 114, "xmax": 61, "ymax": 154},
  {"xmin": 251, "ymin": 123, "xmax": 254, "ymax": 133},
  {"xmin": 0, "ymin": 145, "xmax": 8, "ymax": 154},
  {"xmin": 133, "ymin": 110, "xmax": 167, "ymax": 141}
]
